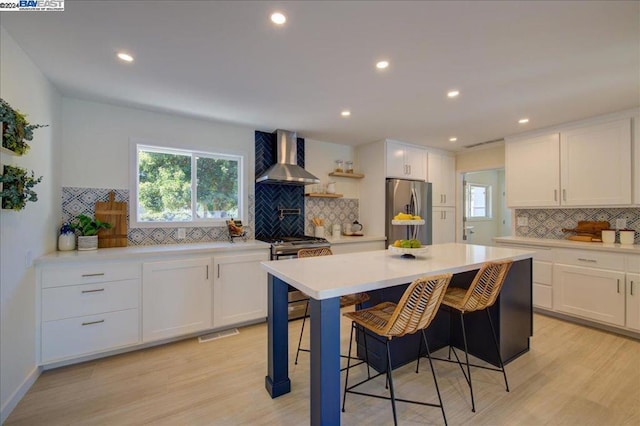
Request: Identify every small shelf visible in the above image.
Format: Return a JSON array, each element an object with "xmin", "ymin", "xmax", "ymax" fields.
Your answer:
[
  {"xmin": 305, "ymin": 193, "xmax": 343, "ymax": 198},
  {"xmin": 0, "ymin": 146, "xmax": 18, "ymax": 156},
  {"xmin": 392, "ymin": 219, "xmax": 425, "ymax": 225},
  {"xmin": 328, "ymin": 172, "xmax": 364, "ymax": 179}
]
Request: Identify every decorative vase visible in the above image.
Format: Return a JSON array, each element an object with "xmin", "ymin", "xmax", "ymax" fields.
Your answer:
[
  {"xmin": 58, "ymin": 233, "xmax": 76, "ymax": 251},
  {"xmin": 77, "ymin": 235, "xmax": 98, "ymax": 251}
]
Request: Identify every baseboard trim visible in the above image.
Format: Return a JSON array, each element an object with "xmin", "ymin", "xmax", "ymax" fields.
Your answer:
[{"xmin": 0, "ymin": 365, "xmax": 41, "ymax": 424}]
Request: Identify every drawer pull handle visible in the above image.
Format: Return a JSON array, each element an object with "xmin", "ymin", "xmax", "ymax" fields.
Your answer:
[
  {"xmin": 617, "ymin": 279, "xmax": 620, "ymax": 294},
  {"xmin": 81, "ymin": 288, "xmax": 105, "ymax": 294},
  {"xmin": 631, "ymin": 281, "xmax": 634, "ymax": 296},
  {"xmin": 554, "ymin": 189, "xmax": 557, "ymax": 202},
  {"xmin": 81, "ymin": 273, "xmax": 105, "ymax": 277},
  {"xmin": 577, "ymin": 258, "xmax": 597, "ymax": 263},
  {"xmin": 81, "ymin": 320, "xmax": 104, "ymax": 326}
]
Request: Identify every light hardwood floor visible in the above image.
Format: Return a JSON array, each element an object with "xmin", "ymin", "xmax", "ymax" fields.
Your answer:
[{"xmin": 6, "ymin": 313, "xmax": 640, "ymax": 425}]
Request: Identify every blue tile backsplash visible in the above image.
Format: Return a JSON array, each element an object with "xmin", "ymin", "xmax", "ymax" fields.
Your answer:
[
  {"xmin": 61, "ymin": 187, "xmax": 255, "ymax": 245},
  {"xmin": 515, "ymin": 208, "xmax": 639, "ymax": 244},
  {"xmin": 254, "ymin": 130, "xmax": 306, "ymax": 238}
]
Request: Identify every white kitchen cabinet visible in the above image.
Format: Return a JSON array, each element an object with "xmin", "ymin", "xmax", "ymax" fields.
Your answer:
[
  {"xmin": 330, "ymin": 239, "xmax": 386, "ymax": 254},
  {"xmin": 633, "ymin": 116, "xmax": 640, "ymax": 204},
  {"xmin": 213, "ymin": 251, "xmax": 269, "ymax": 328},
  {"xmin": 627, "ymin": 272, "xmax": 640, "ymax": 332},
  {"xmin": 506, "ymin": 117, "xmax": 632, "ymax": 208},
  {"xmin": 560, "ymin": 119, "xmax": 631, "ymax": 205},
  {"xmin": 432, "ymin": 207, "xmax": 456, "ymax": 244},
  {"xmin": 428, "ymin": 153, "xmax": 456, "ymax": 206},
  {"xmin": 39, "ymin": 262, "xmax": 141, "ymax": 363},
  {"xmin": 506, "ymin": 133, "xmax": 560, "ymax": 207},
  {"xmin": 142, "ymin": 257, "xmax": 212, "ymax": 342},
  {"xmin": 386, "ymin": 140, "xmax": 426, "ymax": 181}
]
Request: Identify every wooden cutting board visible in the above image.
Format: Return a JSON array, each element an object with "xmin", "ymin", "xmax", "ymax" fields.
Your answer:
[{"xmin": 95, "ymin": 192, "xmax": 128, "ymax": 248}]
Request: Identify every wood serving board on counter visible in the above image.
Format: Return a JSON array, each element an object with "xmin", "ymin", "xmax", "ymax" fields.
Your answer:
[
  {"xmin": 95, "ymin": 191, "xmax": 128, "ymax": 248},
  {"xmin": 562, "ymin": 220, "xmax": 609, "ymax": 242}
]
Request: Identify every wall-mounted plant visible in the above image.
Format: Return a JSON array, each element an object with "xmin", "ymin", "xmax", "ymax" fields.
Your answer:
[
  {"xmin": 0, "ymin": 165, "xmax": 43, "ymax": 210},
  {"xmin": 1, "ymin": 98, "xmax": 49, "ymax": 155}
]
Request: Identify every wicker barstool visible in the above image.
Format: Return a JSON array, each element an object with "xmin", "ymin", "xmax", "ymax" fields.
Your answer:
[
  {"xmin": 437, "ymin": 260, "xmax": 513, "ymax": 413},
  {"xmin": 341, "ymin": 273, "xmax": 452, "ymax": 426},
  {"xmin": 294, "ymin": 247, "xmax": 371, "ymax": 366}
]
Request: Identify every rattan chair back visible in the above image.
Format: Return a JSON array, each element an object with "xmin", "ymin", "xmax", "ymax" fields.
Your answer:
[
  {"xmin": 455, "ymin": 260, "xmax": 513, "ymax": 312},
  {"xmin": 384, "ymin": 273, "xmax": 452, "ymax": 337},
  {"xmin": 297, "ymin": 247, "xmax": 333, "ymax": 258}
]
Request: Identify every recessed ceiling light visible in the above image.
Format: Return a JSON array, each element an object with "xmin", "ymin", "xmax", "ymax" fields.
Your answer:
[
  {"xmin": 341, "ymin": 110, "xmax": 351, "ymax": 117},
  {"xmin": 447, "ymin": 90, "xmax": 460, "ymax": 98},
  {"xmin": 271, "ymin": 12, "xmax": 286, "ymax": 25},
  {"xmin": 449, "ymin": 137, "xmax": 457, "ymax": 142},
  {"xmin": 117, "ymin": 52, "xmax": 134, "ymax": 62},
  {"xmin": 376, "ymin": 60, "xmax": 389, "ymax": 69},
  {"xmin": 518, "ymin": 118, "xmax": 530, "ymax": 124}
]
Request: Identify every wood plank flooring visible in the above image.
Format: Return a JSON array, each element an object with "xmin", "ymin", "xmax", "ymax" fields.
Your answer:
[{"xmin": 6, "ymin": 313, "xmax": 640, "ymax": 425}]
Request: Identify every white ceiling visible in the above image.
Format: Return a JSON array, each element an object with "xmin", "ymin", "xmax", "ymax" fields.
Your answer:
[{"xmin": 2, "ymin": 1, "xmax": 638, "ymax": 151}]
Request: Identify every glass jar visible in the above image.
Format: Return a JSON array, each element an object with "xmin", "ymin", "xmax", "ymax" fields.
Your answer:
[
  {"xmin": 345, "ymin": 160, "xmax": 354, "ymax": 173},
  {"xmin": 335, "ymin": 160, "xmax": 344, "ymax": 173}
]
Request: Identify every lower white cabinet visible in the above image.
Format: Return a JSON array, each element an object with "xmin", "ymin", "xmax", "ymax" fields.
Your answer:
[
  {"xmin": 552, "ymin": 264, "xmax": 625, "ymax": 327},
  {"xmin": 213, "ymin": 251, "xmax": 269, "ymax": 328},
  {"xmin": 432, "ymin": 207, "xmax": 455, "ymax": 244},
  {"xmin": 627, "ymin": 273, "xmax": 640, "ymax": 332},
  {"xmin": 39, "ymin": 261, "xmax": 141, "ymax": 364},
  {"xmin": 142, "ymin": 257, "xmax": 212, "ymax": 342}
]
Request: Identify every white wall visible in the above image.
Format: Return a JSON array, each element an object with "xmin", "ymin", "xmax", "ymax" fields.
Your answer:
[
  {"xmin": 62, "ymin": 98, "xmax": 256, "ymax": 188},
  {"xmin": 0, "ymin": 27, "xmax": 62, "ymax": 422},
  {"xmin": 305, "ymin": 139, "xmax": 358, "ymax": 198}
]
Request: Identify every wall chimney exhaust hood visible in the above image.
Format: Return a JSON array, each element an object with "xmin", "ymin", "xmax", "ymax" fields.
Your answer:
[{"xmin": 255, "ymin": 129, "xmax": 320, "ymax": 185}]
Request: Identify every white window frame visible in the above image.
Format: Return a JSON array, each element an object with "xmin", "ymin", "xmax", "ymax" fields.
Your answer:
[
  {"xmin": 465, "ymin": 182, "xmax": 492, "ymax": 221},
  {"xmin": 129, "ymin": 139, "xmax": 244, "ymax": 228}
]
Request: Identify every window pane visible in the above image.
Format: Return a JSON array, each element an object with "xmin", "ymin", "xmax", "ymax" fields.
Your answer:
[
  {"xmin": 196, "ymin": 156, "xmax": 239, "ymax": 219},
  {"xmin": 138, "ymin": 150, "xmax": 192, "ymax": 222}
]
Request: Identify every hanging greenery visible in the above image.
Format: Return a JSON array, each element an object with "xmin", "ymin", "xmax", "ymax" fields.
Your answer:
[
  {"xmin": 0, "ymin": 98, "xmax": 48, "ymax": 155},
  {"xmin": 0, "ymin": 165, "xmax": 43, "ymax": 210}
]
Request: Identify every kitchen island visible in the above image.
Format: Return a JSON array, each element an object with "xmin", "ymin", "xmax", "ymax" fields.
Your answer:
[{"xmin": 261, "ymin": 243, "xmax": 535, "ymax": 425}]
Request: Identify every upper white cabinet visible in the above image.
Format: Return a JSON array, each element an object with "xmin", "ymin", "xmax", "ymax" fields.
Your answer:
[
  {"xmin": 560, "ymin": 119, "xmax": 631, "ymax": 205},
  {"xmin": 506, "ymin": 117, "xmax": 633, "ymax": 207},
  {"xmin": 212, "ymin": 251, "xmax": 269, "ymax": 328},
  {"xmin": 428, "ymin": 153, "xmax": 456, "ymax": 206},
  {"xmin": 386, "ymin": 140, "xmax": 427, "ymax": 181},
  {"xmin": 506, "ymin": 133, "xmax": 560, "ymax": 207},
  {"xmin": 634, "ymin": 117, "xmax": 640, "ymax": 204},
  {"xmin": 142, "ymin": 257, "xmax": 212, "ymax": 342}
]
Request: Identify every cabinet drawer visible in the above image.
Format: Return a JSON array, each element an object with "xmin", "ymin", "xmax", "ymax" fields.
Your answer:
[
  {"xmin": 554, "ymin": 249, "xmax": 624, "ymax": 271},
  {"xmin": 41, "ymin": 309, "xmax": 139, "ymax": 363},
  {"xmin": 42, "ymin": 263, "xmax": 140, "ymax": 288},
  {"xmin": 42, "ymin": 279, "xmax": 139, "ymax": 321},
  {"xmin": 627, "ymin": 255, "xmax": 640, "ymax": 274},
  {"xmin": 533, "ymin": 260, "xmax": 552, "ymax": 285}
]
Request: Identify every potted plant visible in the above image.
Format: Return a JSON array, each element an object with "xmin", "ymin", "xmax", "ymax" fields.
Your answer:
[
  {"xmin": 1, "ymin": 98, "xmax": 48, "ymax": 155},
  {"xmin": 70, "ymin": 214, "xmax": 112, "ymax": 250},
  {"xmin": 0, "ymin": 165, "xmax": 43, "ymax": 210}
]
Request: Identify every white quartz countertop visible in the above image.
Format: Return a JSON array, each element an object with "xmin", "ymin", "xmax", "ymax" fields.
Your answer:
[
  {"xmin": 36, "ymin": 240, "xmax": 270, "ymax": 265},
  {"xmin": 261, "ymin": 243, "xmax": 535, "ymax": 300},
  {"xmin": 494, "ymin": 236, "xmax": 640, "ymax": 254},
  {"xmin": 326, "ymin": 235, "xmax": 386, "ymax": 245}
]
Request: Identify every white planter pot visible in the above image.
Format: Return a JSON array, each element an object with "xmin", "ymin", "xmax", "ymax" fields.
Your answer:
[
  {"xmin": 77, "ymin": 235, "xmax": 98, "ymax": 251},
  {"xmin": 58, "ymin": 233, "xmax": 76, "ymax": 251}
]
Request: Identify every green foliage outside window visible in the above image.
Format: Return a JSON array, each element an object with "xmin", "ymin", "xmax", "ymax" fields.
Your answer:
[{"xmin": 137, "ymin": 146, "xmax": 240, "ymax": 222}]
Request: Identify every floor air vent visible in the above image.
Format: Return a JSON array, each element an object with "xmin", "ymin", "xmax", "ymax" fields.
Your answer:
[{"xmin": 198, "ymin": 328, "xmax": 239, "ymax": 343}]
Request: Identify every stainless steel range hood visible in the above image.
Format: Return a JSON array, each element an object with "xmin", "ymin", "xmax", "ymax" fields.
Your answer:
[{"xmin": 256, "ymin": 129, "xmax": 320, "ymax": 185}]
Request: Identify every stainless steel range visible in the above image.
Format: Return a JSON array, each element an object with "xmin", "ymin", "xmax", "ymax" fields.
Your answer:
[
  {"xmin": 259, "ymin": 235, "xmax": 330, "ymax": 320},
  {"xmin": 261, "ymin": 235, "xmax": 330, "ymax": 260}
]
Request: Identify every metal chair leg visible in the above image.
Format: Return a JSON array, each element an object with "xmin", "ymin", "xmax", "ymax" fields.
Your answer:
[
  {"xmin": 460, "ymin": 311, "xmax": 475, "ymax": 413},
  {"xmin": 385, "ymin": 340, "xmax": 398, "ymax": 426},
  {"xmin": 486, "ymin": 309, "xmax": 509, "ymax": 392},
  {"xmin": 342, "ymin": 322, "xmax": 356, "ymax": 412},
  {"xmin": 294, "ymin": 300, "xmax": 309, "ymax": 365},
  {"xmin": 422, "ymin": 330, "xmax": 448, "ymax": 426},
  {"xmin": 415, "ymin": 330, "xmax": 423, "ymax": 373}
]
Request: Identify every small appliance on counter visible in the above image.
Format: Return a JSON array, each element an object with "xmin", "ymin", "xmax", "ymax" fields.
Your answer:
[{"xmin": 343, "ymin": 220, "xmax": 364, "ymax": 236}]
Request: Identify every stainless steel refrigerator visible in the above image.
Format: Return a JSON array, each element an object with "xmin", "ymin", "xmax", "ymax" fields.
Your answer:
[{"xmin": 386, "ymin": 179, "xmax": 433, "ymax": 245}]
